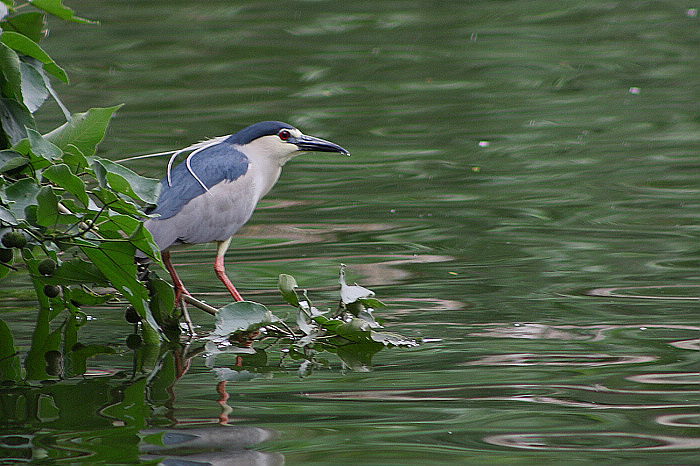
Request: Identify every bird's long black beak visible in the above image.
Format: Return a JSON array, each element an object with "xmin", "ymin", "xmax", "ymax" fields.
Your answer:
[{"xmin": 294, "ymin": 134, "xmax": 350, "ymax": 156}]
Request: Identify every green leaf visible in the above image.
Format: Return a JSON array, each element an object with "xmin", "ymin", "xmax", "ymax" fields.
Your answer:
[
  {"xmin": 91, "ymin": 157, "xmax": 161, "ymax": 204},
  {"xmin": 98, "ymin": 214, "xmax": 159, "ymax": 260},
  {"xmin": 22, "ymin": 57, "xmax": 71, "ymax": 121},
  {"xmin": 22, "ymin": 249, "xmax": 57, "ymax": 380},
  {"xmin": 19, "ymin": 60, "xmax": 49, "ymax": 112},
  {"xmin": 43, "ymin": 163, "xmax": 89, "ymax": 207},
  {"xmin": 0, "ymin": 205, "xmax": 18, "ymax": 225},
  {"xmin": 13, "ymin": 128, "xmax": 62, "ymax": 170},
  {"xmin": 80, "ymin": 240, "xmax": 160, "ymax": 335},
  {"xmin": 35, "ymin": 184, "xmax": 59, "ymax": 226},
  {"xmin": 0, "ymin": 12, "xmax": 47, "ymax": 43},
  {"xmin": 278, "ymin": 273, "xmax": 299, "ymax": 306},
  {"xmin": 212, "ymin": 301, "xmax": 280, "ymax": 338},
  {"xmin": 359, "ymin": 297, "xmax": 386, "ymax": 309},
  {"xmin": 98, "ymin": 213, "xmax": 140, "ymax": 238},
  {"xmin": 67, "ymin": 343, "xmax": 115, "ymax": 377},
  {"xmin": 339, "ymin": 264, "xmax": 375, "ymax": 304},
  {"xmin": 61, "ymin": 144, "xmax": 89, "ymax": 172},
  {"xmin": 0, "ymin": 31, "xmax": 68, "ymax": 83},
  {"xmin": 28, "ymin": 0, "xmax": 97, "ymax": 24},
  {"xmin": 0, "ymin": 149, "xmax": 28, "ymax": 173},
  {"xmin": 147, "ymin": 275, "xmax": 175, "ymax": 325},
  {"xmin": 335, "ymin": 342, "xmax": 384, "ymax": 371},
  {"xmin": 0, "ymin": 42, "xmax": 22, "ymax": 101},
  {"xmin": 130, "ymin": 222, "xmax": 160, "ymax": 260},
  {"xmin": 91, "ymin": 187, "xmax": 145, "ymax": 217},
  {"xmin": 0, "ymin": 97, "xmax": 36, "ymax": 145},
  {"xmin": 44, "ymin": 105, "xmax": 122, "ymax": 156},
  {"xmin": 4, "ymin": 177, "xmax": 40, "ymax": 220},
  {"xmin": 27, "ymin": 127, "xmax": 62, "ymax": 161},
  {"xmin": 43, "ymin": 257, "xmax": 109, "ymax": 286},
  {"xmin": 370, "ymin": 330, "xmax": 418, "ymax": 347},
  {"xmin": 64, "ymin": 286, "xmax": 114, "ymax": 306},
  {"xmin": 0, "ymin": 318, "xmax": 21, "ymax": 382}
]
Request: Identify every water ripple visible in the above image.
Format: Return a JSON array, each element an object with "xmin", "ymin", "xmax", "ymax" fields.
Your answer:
[
  {"xmin": 587, "ymin": 284, "xmax": 700, "ymax": 300},
  {"xmin": 463, "ymin": 353, "xmax": 656, "ymax": 366},
  {"xmin": 484, "ymin": 432, "xmax": 700, "ymax": 451},
  {"xmin": 656, "ymin": 414, "xmax": 700, "ymax": 428}
]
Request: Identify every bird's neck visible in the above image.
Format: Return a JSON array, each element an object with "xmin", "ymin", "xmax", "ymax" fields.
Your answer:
[{"xmin": 250, "ymin": 156, "xmax": 284, "ymax": 200}]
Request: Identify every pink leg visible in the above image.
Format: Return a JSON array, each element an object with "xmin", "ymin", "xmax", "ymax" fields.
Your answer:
[
  {"xmin": 162, "ymin": 250, "xmax": 190, "ymax": 303},
  {"xmin": 214, "ymin": 254, "xmax": 244, "ymax": 302}
]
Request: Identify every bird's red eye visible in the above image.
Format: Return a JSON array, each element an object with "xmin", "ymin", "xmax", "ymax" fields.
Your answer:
[{"xmin": 279, "ymin": 130, "xmax": 291, "ymax": 141}]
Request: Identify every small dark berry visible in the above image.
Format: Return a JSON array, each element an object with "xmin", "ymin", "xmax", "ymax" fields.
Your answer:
[
  {"xmin": 124, "ymin": 305, "xmax": 141, "ymax": 323},
  {"xmin": 38, "ymin": 258, "xmax": 57, "ymax": 276},
  {"xmin": 126, "ymin": 334, "xmax": 142, "ymax": 350},
  {"xmin": 71, "ymin": 342, "xmax": 86, "ymax": 352},
  {"xmin": 1, "ymin": 231, "xmax": 27, "ymax": 249},
  {"xmin": 0, "ymin": 248, "xmax": 13, "ymax": 263},
  {"xmin": 43, "ymin": 284, "xmax": 61, "ymax": 298}
]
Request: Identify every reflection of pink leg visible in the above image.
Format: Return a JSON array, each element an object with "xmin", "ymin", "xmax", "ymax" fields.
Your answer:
[
  {"xmin": 215, "ymin": 239, "xmax": 244, "ymax": 302},
  {"xmin": 162, "ymin": 250, "xmax": 195, "ymax": 334},
  {"xmin": 163, "ymin": 250, "xmax": 190, "ymax": 303},
  {"xmin": 217, "ymin": 381, "xmax": 231, "ymax": 425}
]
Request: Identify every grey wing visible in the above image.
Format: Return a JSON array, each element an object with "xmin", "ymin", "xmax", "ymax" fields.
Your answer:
[
  {"xmin": 145, "ymin": 141, "xmax": 254, "ymax": 251},
  {"xmin": 145, "ymin": 174, "xmax": 260, "ymax": 251}
]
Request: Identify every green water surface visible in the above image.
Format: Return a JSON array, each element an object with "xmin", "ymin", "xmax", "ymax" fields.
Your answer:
[{"xmin": 2, "ymin": 1, "xmax": 699, "ymax": 464}]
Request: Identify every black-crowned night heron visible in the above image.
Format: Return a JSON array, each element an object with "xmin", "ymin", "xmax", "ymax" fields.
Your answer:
[{"xmin": 140, "ymin": 121, "xmax": 349, "ymax": 302}]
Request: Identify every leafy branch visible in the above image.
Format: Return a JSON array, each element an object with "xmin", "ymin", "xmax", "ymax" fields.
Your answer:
[
  {"xmin": 200, "ymin": 266, "xmax": 417, "ymax": 376},
  {"xmin": 0, "ymin": 1, "xmax": 168, "ymax": 382}
]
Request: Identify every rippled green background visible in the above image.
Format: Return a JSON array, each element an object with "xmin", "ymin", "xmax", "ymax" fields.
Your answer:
[{"xmin": 2, "ymin": 1, "xmax": 699, "ymax": 463}]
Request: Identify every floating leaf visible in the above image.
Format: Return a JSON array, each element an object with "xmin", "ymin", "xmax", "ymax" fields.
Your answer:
[
  {"xmin": 339, "ymin": 264, "xmax": 374, "ymax": 304},
  {"xmin": 211, "ymin": 301, "xmax": 280, "ymax": 338},
  {"xmin": 278, "ymin": 273, "xmax": 299, "ymax": 306},
  {"xmin": 359, "ymin": 297, "xmax": 386, "ymax": 309},
  {"xmin": 370, "ymin": 331, "xmax": 418, "ymax": 347},
  {"xmin": 335, "ymin": 342, "xmax": 384, "ymax": 371}
]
